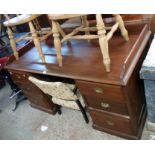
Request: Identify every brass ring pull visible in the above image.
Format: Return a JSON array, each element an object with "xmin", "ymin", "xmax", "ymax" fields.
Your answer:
[{"xmin": 101, "ymin": 102, "xmax": 110, "ymax": 109}]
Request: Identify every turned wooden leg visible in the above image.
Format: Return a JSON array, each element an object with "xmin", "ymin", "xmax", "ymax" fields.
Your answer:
[
  {"xmin": 114, "ymin": 14, "xmax": 129, "ymax": 41},
  {"xmin": 52, "ymin": 20, "xmax": 62, "ymax": 67},
  {"xmin": 29, "ymin": 21, "xmax": 46, "ymax": 63},
  {"xmin": 96, "ymin": 14, "xmax": 111, "ymax": 72},
  {"xmin": 56, "ymin": 22, "xmax": 66, "ymax": 38},
  {"xmin": 7, "ymin": 27, "xmax": 19, "ymax": 60}
]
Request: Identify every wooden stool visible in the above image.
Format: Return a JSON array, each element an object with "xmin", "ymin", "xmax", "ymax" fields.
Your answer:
[
  {"xmin": 48, "ymin": 14, "xmax": 129, "ymax": 72},
  {"xmin": 3, "ymin": 14, "xmax": 52, "ymax": 63}
]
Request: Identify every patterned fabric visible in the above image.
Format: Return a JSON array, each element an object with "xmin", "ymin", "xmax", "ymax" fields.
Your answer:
[
  {"xmin": 28, "ymin": 76, "xmax": 86, "ymax": 110},
  {"xmin": 28, "ymin": 76, "xmax": 77, "ymax": 100},
  {"xmin": 52, "ymin": 97, "xmax": 79, "ymax": 110},
  {"xmin": 52, "ymin": 89, "xmax": 86, "ymax": 110}
]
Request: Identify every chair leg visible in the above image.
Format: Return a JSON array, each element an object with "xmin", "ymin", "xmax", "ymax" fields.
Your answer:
[
  {"xmin": 76, "ymin": 100, "xmax": 89, "ymax": 124},
  {"xmin": 96, "ymin": 14, "xmax": 111, "ymax": 72},
  {"xmin": 7, "ymin": 27, "xmax": 19, "ymax": 60},
  {"xmin": 114, "ymin": 14, "xmax": 129, "ymax": 41},
  {"xmin": 57, "ymin": 105, "xmax": 62, "ymax": 115},
  {"xmin": 52, "ymin": 20, "xmax": 63, "ymax": 67},
  {"xmin": 29, "ymin": 21, "xmax": 46, "ymax": 63},
  {"xmin": 12, "ymin": 92, "xmax": 27, "ymax": 112}
]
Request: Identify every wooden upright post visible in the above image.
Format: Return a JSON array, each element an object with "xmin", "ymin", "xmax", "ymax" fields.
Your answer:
[
  {"xmin": 29, "ymin": 21, "xmax": 46, "ymax": 63},
  {"xmin": 7, "ymin": 27, "xmax": 19, "ymax": 60},
  {"xmin": 52, "ymin": 20, "xmax": 62, "ymax": 67},
  {"xmin": 114, "ymin": 14, "xmax": 129, "ymax": 41},
  {"xmin": 96, "ymin": 14, "xmax": 111, "ymax": 72}
]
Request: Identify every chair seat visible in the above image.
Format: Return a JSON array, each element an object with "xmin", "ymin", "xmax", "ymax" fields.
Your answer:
[
  {"xmin": 48, "ymin": 14, "xmax": 88, "ymax": 20},
  {"xmin": 3, "ymin": 14, "xmax": 41, "ymax": 27}
]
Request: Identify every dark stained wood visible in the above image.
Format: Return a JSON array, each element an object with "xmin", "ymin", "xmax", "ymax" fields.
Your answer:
[
  {"xmin": 6, "ymin": 24, "xmax": 150, "ymax": 86},
  {"xmin": 122, "ymin": 14, "xmax": 153, "ymax": 25},
  {"xmin": 76, "ymin": 80, "xmax": 126, "ymax": 103},
  {"xmin": 89, "ymin": 109, "xmax": 133, "ymax": 134},
  {"xmin": 7, "ymin": 41, "xmax": 34, "ymax": 64},
  {"xmin": 93, "ymin": 107, "xmax": 147, "ymax": 140},
  {"xmin": 85, "ymin": 97, "xmax": 128, "ymax": 115},
  {"xmin": 84, "ymin": 33, "xmax": 152, "ymax": 139},
  {"xmin": 150, "ymin": 15, "xmax": 155, "ymax": 33},
  {"xmin": 5, "ymin": 23, "xmax": 152, "ymax": 139},
  {"xmin": 9, "ymin": 70, "xmax": 58, "ymax": 114}
]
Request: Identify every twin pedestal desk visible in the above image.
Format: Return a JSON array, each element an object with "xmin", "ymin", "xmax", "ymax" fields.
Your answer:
[{"xmin": 6, "ymin": 24, "xmax": 152, "ymax": 139}]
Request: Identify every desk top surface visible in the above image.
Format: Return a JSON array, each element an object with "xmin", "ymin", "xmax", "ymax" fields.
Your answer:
[{"xmin": 6, "ymin": 24, "xmax": 151, "ymax": 85}]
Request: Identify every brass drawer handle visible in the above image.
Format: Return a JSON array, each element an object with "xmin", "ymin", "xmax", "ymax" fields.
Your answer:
[
  {"xmin": 94, "ymin": 88, "xmax": 103, "ymax": 93},
  {"xmin": 101, "ymin": 102, "xmax": 110, "ymax": 109},
  {"xmin": 106, "ymin": 120, "xmax": 114, "ymax": 126}
]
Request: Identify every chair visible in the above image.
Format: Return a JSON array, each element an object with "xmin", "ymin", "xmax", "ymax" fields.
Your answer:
[
  {"xmin": 3, "ymin": 14, "xmax": 52, "ymax": 63},
  {"xmin": 48, "ymin": 14, "xmax": 129, "ymax": 72},
  {"xmin": 28, "ymin": 76, "xmax": 89, "ymax": 124}
]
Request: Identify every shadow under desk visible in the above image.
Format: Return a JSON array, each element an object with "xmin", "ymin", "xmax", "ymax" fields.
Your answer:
[{"xmin": 5, "ymin": 23, "xmax": 153, "ymax": 139}]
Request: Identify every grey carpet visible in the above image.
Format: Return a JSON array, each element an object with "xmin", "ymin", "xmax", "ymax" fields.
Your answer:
[{"xmin": 0, "ymin": 84, "xmax": 154, "ymax": 140}]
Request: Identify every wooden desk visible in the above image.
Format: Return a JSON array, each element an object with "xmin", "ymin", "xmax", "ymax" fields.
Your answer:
[{"xmin": 6, "ymin": 23, "xmax": 152, "ymax": 139}]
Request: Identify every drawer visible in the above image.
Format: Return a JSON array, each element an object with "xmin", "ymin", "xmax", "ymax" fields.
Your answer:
[
  {"xmin": 76, "ymin": 80, "xmax": 126, "ymax": 103},
  {"xmin": 9, "ymin": 71, "xmax": 29, "ymax": 83},
  {"xmin": 86, "ymin": 97, "xmax": 128, "ymax": 115},
  {"xmin": 89, "ymin": 109, "xmax": 133, "ymax": 134}
]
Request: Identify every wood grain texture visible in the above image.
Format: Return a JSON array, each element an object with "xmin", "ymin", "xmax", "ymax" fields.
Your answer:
[
  {"xmin": 5, "ymin": 23, "xmax": 152, "ymax": 139},
  {"xmin": 9, "ymin": 70, "xmax": 58, "ymax": 114},
  {"xmin": 6, "ymin": 24, "xmax": 150, "ymax": 85}
]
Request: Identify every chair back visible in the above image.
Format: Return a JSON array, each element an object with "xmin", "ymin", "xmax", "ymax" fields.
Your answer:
[{"xmin": 28, "ymin": 76, "xmax": 77, "ymax": 101}]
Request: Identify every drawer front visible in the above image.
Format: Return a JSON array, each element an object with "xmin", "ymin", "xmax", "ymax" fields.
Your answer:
[
  {"xmin": 76, "ymin": 80, "xmax": 126, "ymax": 103},
  {"xmin": 9, "ymin": 71, "xmax": 30, "ymax": 83},
  {"xmin": 86, "ymin": 97, "xmax": 128, "ymax": 115},
  {"xmin": 89, "ymin": 110, "xmax": 133, "ymax": 134}
]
